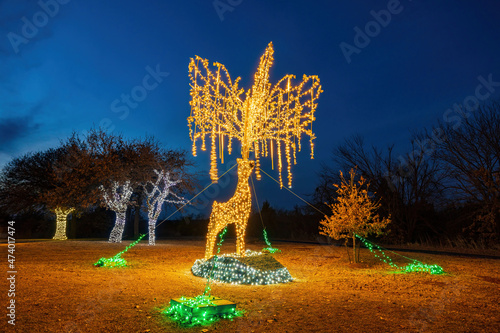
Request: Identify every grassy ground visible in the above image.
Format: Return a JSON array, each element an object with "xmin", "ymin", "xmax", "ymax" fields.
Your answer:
[{"xmin": 1, "ymin": 238, "xmax": 499, "ymax": 332}]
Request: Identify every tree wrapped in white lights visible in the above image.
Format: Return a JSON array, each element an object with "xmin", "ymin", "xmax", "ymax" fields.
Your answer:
[
  {"xmin": 188, "ymin": 42, "xmax": 322, "ymax": 258},
  {"xmin": 100, "ymin": 181, "xmax": 134, "ymax": 243},
  {"xmin": 144, "ymin": 170, "xmax": 186, "ymax": 245}
]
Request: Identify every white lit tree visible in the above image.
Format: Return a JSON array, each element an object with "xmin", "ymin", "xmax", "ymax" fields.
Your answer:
[
  {"xmin": 81, "ymin": 129, "xmax": 194, "ymax": 242},
  {"xmin": 100, "ymin": 181, "xmax": 134, "ymax": 243},
  {"xmin": 143, "ymin": 169, "xmax": 186, "ymax": 245}
]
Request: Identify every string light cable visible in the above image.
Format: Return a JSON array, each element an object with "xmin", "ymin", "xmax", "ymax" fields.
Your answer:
[
  {"xmin": 203, "ymin": 226, "xmax": 228, "ymax": 297},
  {"xmin": 94, "ymin": 163, "xmax": 238, "ymax": 267},
  {"xmin": 250, "ymin": 174, "xmax": 280, "ymax": 253},
  {"xmin": 260, "ymin": 167, "xmax": 445, "ymax": 275},
  {"xmin": 155, "ymin": 162, "xmax": 238, "ymax": 229},
  {"xmin": 164, "ymin": 226, "xmax": 245, "ymax": 326},
  {"xmin": 354, "ymin": 234, "xmax": 444, "ymax": 275},
  {"xmin": 94, "ymin": 233, "xmax": 147, "ymax": 268}
]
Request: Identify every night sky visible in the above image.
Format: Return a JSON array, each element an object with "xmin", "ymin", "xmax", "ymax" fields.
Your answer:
[{"xmin": 1, "ymin": 0, "xmax": 500, "ymax": 214}]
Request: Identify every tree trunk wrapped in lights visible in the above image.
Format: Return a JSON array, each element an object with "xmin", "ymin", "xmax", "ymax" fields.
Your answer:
[
  {"xmin": 144, "ymin": 170, "xmax": 186, "ymax": 245},
  {"xmin": 188, "ymin": 42, "xmax": 322, "ymax": 258},
  {"xmin": 100, "ymin": 180, "xmax": 134, "ymax": 243},
  {"xmin": 52, "ymin": 207, "xmax": 75, "ymax": 240}
]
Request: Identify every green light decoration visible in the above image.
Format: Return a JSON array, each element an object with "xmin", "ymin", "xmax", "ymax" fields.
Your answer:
[
  {"xmin": 94, "ymin": 233, "xmax": 146, "ymax": 268},
  {"xmin": 94, "ymin": 256, "xmax": 128, "ymax": 268},
  {"xmin": 355, "ymin": 234, "xmax": 444, "ymax": 275},
  {"xmin": 165, "ymin": 227, "xmax": 244, "ymax": 327},
  {"xmin": 203, "ymin": 226, "xmax": 228, "ymax": 296},
  {"xmin": 262, "ymin": 228, "xmax": 281, "ymax": 254},
  {"xmin": 163, "ymin": 296, "xmax": 243, "ymax": 327}
]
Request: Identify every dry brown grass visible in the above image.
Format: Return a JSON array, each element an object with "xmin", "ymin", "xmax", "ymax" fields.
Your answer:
[{"xmin": 1, "ymin": 238, "xmax": 499, "ymax": 332}]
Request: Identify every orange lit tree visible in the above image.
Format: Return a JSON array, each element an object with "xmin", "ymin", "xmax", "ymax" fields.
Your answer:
[
  {"xmin": 188, "ymin": 42, "xmax": 322, "ymax": 258},
  {"xmin": 319, "ymin": 168, "xmax": 390, "ymax": 263}
]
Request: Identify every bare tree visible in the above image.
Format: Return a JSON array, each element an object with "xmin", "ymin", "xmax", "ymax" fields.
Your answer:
[
  {"xmin": 100, "ymin": 180, "xmax": 134, "ymax": 242},
  {"xmin": 429, "ymin": 102, "xmax": 500, "ymax": 241},
  {"xmin": 319, "ymin": 135, "xmax": 443, "ymax": 242}
]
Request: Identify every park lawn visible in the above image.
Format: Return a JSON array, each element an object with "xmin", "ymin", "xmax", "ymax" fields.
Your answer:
[{"xmin": 2, "ymin": 238, "xmax": 499, "ymax": 332}]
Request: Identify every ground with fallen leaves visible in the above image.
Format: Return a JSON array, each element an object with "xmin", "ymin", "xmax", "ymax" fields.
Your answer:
[{"xmin": 2, "ymin": 238, "xmax": 500, "ymax": 332}]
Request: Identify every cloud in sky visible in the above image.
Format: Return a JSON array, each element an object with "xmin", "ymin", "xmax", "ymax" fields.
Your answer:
[
  {"xmin": 0, "ymin": 113, "xmax": 41, "ymax": 149},
  {"xmin": 0, "ymin": 0, "xmax": 62, "ymax": 57}
]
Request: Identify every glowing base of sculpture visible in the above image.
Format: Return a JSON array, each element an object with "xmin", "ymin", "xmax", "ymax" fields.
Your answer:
[{"xmin": 192, "ymin": 250, "xmax": 293, "ymax": 285}]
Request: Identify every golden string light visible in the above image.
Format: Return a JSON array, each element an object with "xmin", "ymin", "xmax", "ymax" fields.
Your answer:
[
  {"xmin": 188, "ymin": 42, "xmax": 322, "ymax": 258},
  {"xmin": 52, "ymin": 207, "xmax": 75, "ymax": 240},
  {"xmin": 188, "ymin": 42, "xmax": 322, "ymax": 188}
]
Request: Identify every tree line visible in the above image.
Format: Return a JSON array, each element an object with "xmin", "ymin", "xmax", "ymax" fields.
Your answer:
[
  {"xmin": 1, "ymin": 102, "xmax": 498, "ymax": 246},
  {"xmin": 0, "ymin": 128, "xmax": 195, "ymax": 244},
  {"xmin": 314, "ymin": 102, "xmax": 500, "ymax": 246}
]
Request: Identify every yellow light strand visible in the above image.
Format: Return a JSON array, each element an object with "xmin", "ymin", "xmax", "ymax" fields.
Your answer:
[
  {"xmin": 277, "ymin": 140, "xmax": 283, "ymax": 188},
  {"xmin": 221, "ymin": 132, "xmax": 224, "ymax": 164},
  {"xmin": 286, "ymin": 140, "xmax": 292, "ymax": 188},
  {"xmin": 210, "ymin": 127, "xmax": 218, "ymax": 182},
  {"xmin": 271, "ymin": 140, "xmax": 274, "ymax": 170},
  {"xmin": 254, "ymin": 140, "xmax": 261, "ymax": 180}
]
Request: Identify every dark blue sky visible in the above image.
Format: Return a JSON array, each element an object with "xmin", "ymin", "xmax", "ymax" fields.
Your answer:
[{"xmin": 1, "ymin": 0, "xmax": 500, "ymax": 213}]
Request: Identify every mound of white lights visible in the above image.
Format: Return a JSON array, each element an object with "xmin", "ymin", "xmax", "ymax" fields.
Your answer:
[{"xmin": 192, "ymin": 250, "xmax": 293, "ymax": 285}]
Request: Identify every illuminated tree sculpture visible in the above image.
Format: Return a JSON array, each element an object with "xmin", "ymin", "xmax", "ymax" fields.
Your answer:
[
  {"xmin": 100, "ymin": 181, "xmax": 134, "ymax": 243},
  {"xmin": 188, "ymin": 42, "xmax": 322, "ymax": 259},
  {"xmin": 144, "ymin": 170, "xmax": 186, "ymax": 245}
]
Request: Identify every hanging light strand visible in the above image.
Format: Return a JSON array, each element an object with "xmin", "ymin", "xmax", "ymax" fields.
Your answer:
[{"xmin": 188, "ymin": 42, "xmax": 322, "ymax": 188}]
